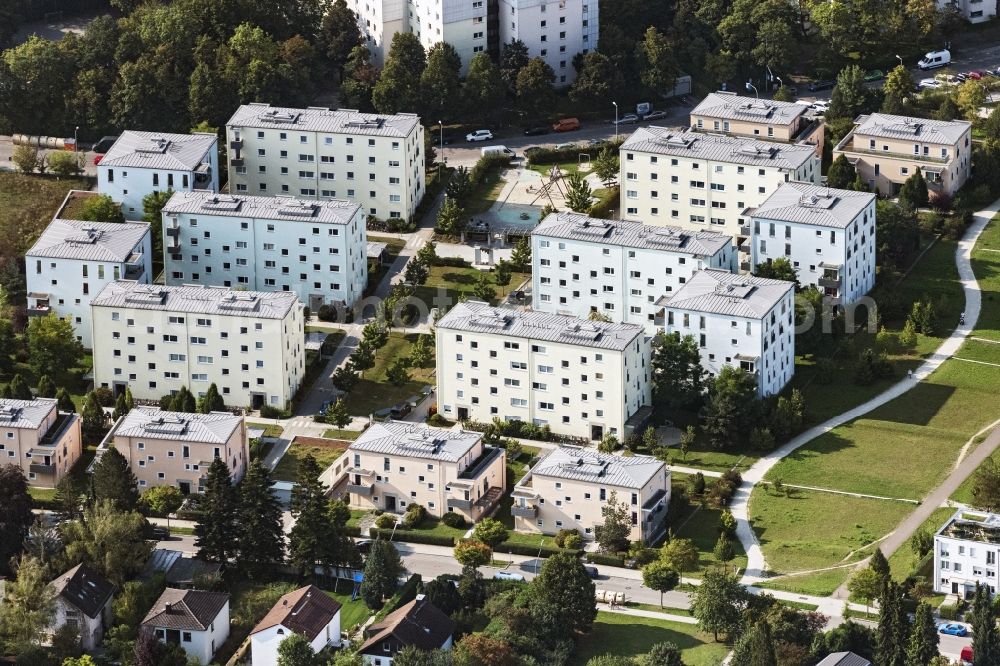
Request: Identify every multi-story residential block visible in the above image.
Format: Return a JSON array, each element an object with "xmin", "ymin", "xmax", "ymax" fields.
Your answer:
[
  {"xmin": 94, "ymin": 407, "xmax": 248, "ymax": 494},
  {"xmin": 47, "ymin": 564, "xmax": 114, "ymax": 652},
  {"xmin": 499, "ymin": 0, "xmax": 599, "ymax": 86},
  {"xmin": 660, "ymin": 269, "xmax": 795, "ymax": 396},
  {"xmin": 26, "ymin": 192, "xmax": 152, "ymax": 348},
  {"xmin": 933, "ymin": 508, "xmax": 1000, "ymax": 597},
  {"xmin": 750, "ymin": 183, "xmax": 877, "ymax": 305},
  {"xmin": 832, "ymin": 113, "xmax": 972, "ymax": 197},
  {"xmin": 435, "ymin": 300, "xmax": 652, "ymax": 440},
  {"xmin": 935, "ymin": 0, "xmax": 996, "ymax": 23},
  {"xmin": 531, "ymin": 212, "xmax": 736, "ymax": 332},
  {"xmin": 690, "ymin": 92, "xmax": 824, "ymax": 157},
  {"xmin": 97, "ymin": 131, "xmax": 219, "ymax": 219},
  {"xmin": 90, "ymin": 281, "xmax": 305, "ymax": 410},
  {"xmin": 0, "ymin": 398, "xmax": 82, "ymax": 488},
  {"xmin": 142, "ymin": 589, "xmax": 230, "ymax": 665},
  {"xmin": 340, "ymin": 421, "xmax": 506, "ymax": 521},
  {"xmin": 226, "ymin": 104, "xmax": 425, "ymax": 222},
  {"xmin": 619, "ymin": 127, "xmax": 820, "ymax": 239},
  {"xmin": 511, "ymin": 445, "xmax": 669, "ymax": 543},
  {"xmin": 162, "ymin": 191, "xmax": 367, "ymax": 310}
]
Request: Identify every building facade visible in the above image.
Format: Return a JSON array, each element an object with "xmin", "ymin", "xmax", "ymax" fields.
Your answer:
[
  {"xmin": 690, "ymin": 92, "xmax": 825, "ymax": 157},
  {"xmin": 339, "ymin": 421, "xmax": 506, "ymax": 522},
  {"xmin": 162, "ymin": 191, "xmax": 367, "ymax": 310},
  {"xmin": 226, "ymin": 104, "xmax": 425, "ymax": 223},
  {"xmin": 498, "ymin": 0, "xmax": 599, "ymax": 86},
  {"xmin": 531, "ymin": 212, "xmax": 736, "ymax": 332},
  {"xmin": 0, "ymin": 398, "xmax": 82, "ymax": 488},
  {"xmin": 90, "ymin": 282, "xmax": 305, "ymax": 410},
  {"xmin": 26, "ymin": 193, "xmax": 152, "ymax": 349},
  {"xmin": 661, "ymin": 269, "xmax": 795, "ymax": 396},
  {"xmin": 435, "ymin": 301, "xmax": 652, "ymax": 440},
  {"xmin": 47, "ymin": 564, "xmax": 114, "ymax": 652},
  {"xmin": 142, "ymin": 589, "xmax": 230, "ymax": 665},
  {"xmin": 250, "ymin": 585, "xmax": 342, "ymax": 666},
  {"xmin": 935, "ymin": 0, "xmax": 996, "ymax": 22},
  {"xmin": 360, "ymin": 596, "xmax": 454, "ymax": 666},
  {"xmin": 933, "ymin": 509, "xmax": 1000, "ymax": 597},
  {"xmin": 97, "ymin": 131, "xmax": 218, "ymax": 220},
  {"xmin": 832, "ymin": 113, "xmax": 972, "ymax": 197},
  {"xmin": 511, "ymin": 445, "xmax": 669, "ymax": 543},
  {"xmin": 95, "ymin": 407, "xmax": 248, "ymax": 494},
  {"xmin": 619, "ymin": 127, "xmax": 821, "ymax": 239},
  {"xmin": 750, "ymin": 183, "xmax": 877, "ymax": 305}
]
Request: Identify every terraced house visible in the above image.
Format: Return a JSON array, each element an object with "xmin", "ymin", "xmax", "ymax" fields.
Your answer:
[
  {"xmin": 690, "ymin": 91, "xmax": 825, "ymax": 157},
  {"xmin": 0, "ymin": 398, "xmax": 82, "ymax": 488}
]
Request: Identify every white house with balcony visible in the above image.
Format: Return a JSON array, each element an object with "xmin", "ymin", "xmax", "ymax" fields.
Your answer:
[{"xmin": 934, "ymin": 508, "xmax": 1000, "ymax": 598}]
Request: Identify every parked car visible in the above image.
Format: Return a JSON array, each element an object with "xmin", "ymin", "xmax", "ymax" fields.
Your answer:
[
  {"xmin": 809, "ymin": 100, "xmax": 830, "ymax": 113},
  {"xmin": 918, "ymin": 78, "xmax": 942, "ymax": 89},
  {"xmin": 465, "ymin": 129, "xmax": 494, "ymax": 142},
  {"xmin": 390, "ymin": 403, "xmax": 412, "ymax": 418},
  {"xmin": 967, "ymin": 70, "xmax": 984, "ymax": 80},
  {"xmin": 808, "ymin": 79, "xmax": 836, "ymax": 92},
  {"xmin": 962, "ymin": 645, "xmax": 973, "ymax": 664},
  {"xmin": 482, "ymin": 146, "xmax": 515, "ymax": 158},
  {"xmin": 356, "ymin": 539, "xmax": 374, "ymax": 555},
  {"xmin": 864, "ymin": 69, "xmax": 885, "ymax": 82},
  {"xmin": 554, "ymin": 142, "xmax": 576, "ymax": 150},
  {"xmin": 150, "ymin": 526, "xmax": 169, "ymax": 541},
  {"xmin": 614, "ymin": 113, "xmax": 640, "ymax": 125},
  {"xmin": 938, "ymin": 623, "xmax": 968, "ymax": 637},
  {"xmin": 643, "ymin": 110, "xmax": 668, "ymax": 121},
  {"xmin": 918, "ymin": 49, "xmax": 951, "ymax": 70},
  {"xmin": 552, "ymin": 117, "xmax": 581, "ymax": 132},
  {"xmin": 523, "ymin": 125, "xmax": 550, "ymax": 136},
  {"xmin": 583, "ymin": 565, "xmax": 600, "ymax": 579},
  {"xmin": 494, "ymin": 571, "xmax": 526, "ymax": 581},
  {"xmin": 955, "ymin": 73, "xmax": 968, "ymax": 83}
]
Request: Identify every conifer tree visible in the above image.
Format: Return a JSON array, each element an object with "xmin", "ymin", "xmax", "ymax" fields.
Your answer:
[
  {"xmin": 124, "ymin": 386, "xmax": 134, "ymax": 410},
  {"xmin": 112, "ymin": 393, "xmax": 130, "ymax": 421},
  {"xmin": 56, "ymin": 388, "xmax": 76, "ymax": 413},
  {"xmin": 90, "ymin": 447, "xmax": 139, "ymax": 511},
  {"xmin": 906, "ymin": 602, "xmax": 939, "ymax": 666},
  {"xmin": 198, "ymin": 383, "xmax": 225, "ymax": 413},
  {"xmin": 875, "ymin": 581, "xmax": 907, "ymax": 666},
  {"xmin": 288, "ymin": 454, "xmax": 331, "ymax": 577},
  {"xmin": 238, "ymin": 459, "xmax": 284, "ymax": 579},
  {"xmin": 748, "ymin": 619, "xmax": 777, "ymax": 666},
  {"xmin": 869, "ymin": 548, "xmax": 890, "ymax": 584},
  {"xmin": 35, "ymin": 375, "xmax": 56, "ymax": 399},
  {"xmin": 194, "ymin": 458, "xmax": 238, "ymax": 564},
  {"xmin": 360, "ymin": 540, "xmax": 401, "ymax": 609},
  {"xmin": 972, "ymin": 583, "xmax": 1000, "ymax": 666}
]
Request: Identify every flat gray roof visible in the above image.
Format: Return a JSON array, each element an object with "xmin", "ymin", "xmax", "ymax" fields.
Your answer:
[
  {"xmin": 527, "ymin": 445, "xmax": 665, "ymax": 489},
  {"xmin": 691, "ymin": 92, "xmax": 809, "ymax": 126},
  {"xmin": 91, "ymin": 281, "xmax": 299, "ymax": 319},
  {"xmin": 436, "ymin": 301, "xmax": 645, "ymax": 352},
  {"xmin": 348, "ymin": 421, "xmax": 482, "ymax": 462},
  {"xmin": 532, "ymin": 212, "xmax": 732, "ymax": 257},
  {"xmin": 227, "ymin": 103, "xmax": 421, "ymax": 138},
  {"xmin": 853, "ymin": 113, "xmax": 971, "ymax": 145},
  {"xmin": 163, "ymin": 191, "xmax": 361, "ymax": 225},
  {"xmin": 662, "ymin": 269, "xmax": 793, "ymax": 319},
  {"xmin": 99, "ymin": 131, "xmax": 216, "ymax": 171},
  {"xmin": 751, "ymin": 182, "xmax": 875, "ymax": 229},
  {"xmin": 621, "ymin": 127, "xmax": 815, "ymax": 170},
  {"xmin": 111, "ymin": 407, "xmax": 242, "ymax": 444},
  {"xmin": 0, "ymin": 398, "xmax": 57, "ymax": 429},
  {"xmin": 26, "ymin": 218, "xmax": 149, "ymax": 262}
]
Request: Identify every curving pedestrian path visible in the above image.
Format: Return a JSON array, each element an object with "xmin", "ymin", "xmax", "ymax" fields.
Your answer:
[{"xmin": 732, "ymin": 198, "xmax": 1000, "ymax": 584}]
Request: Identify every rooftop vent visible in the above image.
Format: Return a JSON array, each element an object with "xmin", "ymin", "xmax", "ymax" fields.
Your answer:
[
  {"xmin": 201, "ymin": 195, "xmax": 242, "ymax": 212},
  {"xmin": 136, "ymin": 137, "xmax": 170, "ymax": 154},
  {"xmin": 658, "ymin": 134, "xmax": 695, "ymax": 149},
  {"xmin": 259, "ymin": 110, "xmax": 301, "ymax": 124},
  {"xmin": 471, "ymin": 309, "xmax": 514, "ymax": 329},
  {"xmin": 65, "ymin": 227, "xmax": 104, "ymax": 245},
  {"xmin": 344, "ymin": 116, "xmax": 386, "ymax": 129},
  {"xmin": 278, "ymin": 201, "xmax": 319, "ymax": 217},
  {"xmin": 124, "ymin": 287, "xmax": 168, "ymax": 306},
  {"xmin": 0, "ymin": 405, "xmax": 23, "ymax": 423},
  {"xmin": 735, "ymin": 144, "xmax": 778, "ymax": 159},
  {"xmin": 143, "ymin": 416, "xmax": 189, "ymax": 436},
  {"xmin": 798, "ymin": 193, "xmax": 837, "ymax": 210},
  {"xmin": 883, "ymin": 120, "xmax": 922, "ymax": 135},
  {"xmin": 217, "ymin": 293, "xmax": 260, "ymax": 312},
  {"xmin": 561, "ymin": 322, "xmax": 603, "ymax": 341},
  {"xmin": 715, "ymin": 281, "xmax": 755, "ymax": 299}
]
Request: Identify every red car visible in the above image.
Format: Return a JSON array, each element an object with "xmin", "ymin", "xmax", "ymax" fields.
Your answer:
[
  {"xmin": 967, "ymin": 70, "xmax": 984, "ymax": 80},
  {"xmin": 962, "ymin": 645, "xmax": 973, "ymax": 664}
]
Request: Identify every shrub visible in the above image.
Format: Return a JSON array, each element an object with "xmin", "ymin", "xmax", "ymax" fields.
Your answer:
[
  {"xmin": 375, "ymin": 513, "xmax": 398, "ymax": 529},
  {"xmin": 369, "ymin": 528, "xmax": 455, "ymax": 547},
  {"xmin": 587, "ymin": 552, "xmax": 627, "ymax": 567},
  {"xmin": 401, "ymin": 504, "xmax": 427, "ymax": 529},
  {"xmin": 259, "ymin": 405, "xmax": 291, "ymax": 419},
  {"xmin": 930, "ymin": 191, "xmax": 954, "ymax": 212},
  {"xmin": 428, "ymin": 413, "xmax": 452, "ymax": 427},
  {"xmin": 555, "ymin": 528, "xmax": 580, "ymax": 548},
  {"xmin": 93, "ymin": 386, "xmax": 115, "ymax": 407},
  {"xmin": 564, "ymin": 532, "xmax": 584, "ymax": 550},
  {"xmin": 442, "ymin": 512, "xmax": 467, "ymax": 529},
  {"xmin": 938, "ymin": 603, "xmax": 960, "ymax": 620}
]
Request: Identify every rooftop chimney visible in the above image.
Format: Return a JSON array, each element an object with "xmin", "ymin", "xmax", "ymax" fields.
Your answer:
[{"xmin": 164, "ymin": 602, "xmax": 172, "ymax": 613}]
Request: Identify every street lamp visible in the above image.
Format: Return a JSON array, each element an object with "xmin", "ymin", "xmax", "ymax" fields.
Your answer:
[
  {"xmin": 745, "ymin": 81, "xmax": 758, "ymax": 99},
  {"xmin": 438, "ymin": 121, "xmax": 445, "ymax": 167},
  {"xmin": 74, "ymin": 126, "xmax": 79, "ymax": 152},
  {"xmin": 895, "ymin": 54, "xmax": 904, "ymax": 69},
  {"xmin": 612, "ymin": 101, "xmax": 619, "ymax": 141},
  {"xmin": 775, "ymin": 76, "xmax": 783, "ymax": 94}
]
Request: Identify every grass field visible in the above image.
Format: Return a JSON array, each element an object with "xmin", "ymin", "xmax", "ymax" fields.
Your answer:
[
  {"xmin": 887, "ymin": 506, "xmax": 954, "ymax": 582},
  {"xmin": 412, "ymin": 264, "xmax": 529, "ymax": 309},
  {"xmin": 672, "ymin": 504, "xmax": 748, "ymax": 577},
  {"xmin": 341, "ymin": 332, "xmax": 436, "ymax": 416},
  {"xmin": 570, "ymin": 612, "xmax": 730, "ymax": 666},
  {"xmin": 322, "ymin": 428, "xmax": 363, "ymax": 440},
  {"xmin": 246, "ymin": 421, "xmax": 284, "ymax": 438},
  {"xmin": 272, "ymin": 436, "xmax": 350, "ymax": 481},
  {"xmin": 326, "ymin": 591, "xmax": 372, "ymax": 634},
  {"xmin": 970, "ymin": 214, "xmax": 1000, "ymax": 340},
  {"xmin": 0, "ymin": 173, "xmax": 91, "ymax": 259},
  {"xmin": 757, "ymin": 569, "xmax": 856, "ymax": 597}
]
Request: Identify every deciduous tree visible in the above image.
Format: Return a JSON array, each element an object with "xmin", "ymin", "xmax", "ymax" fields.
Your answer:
[
  {"xmin": 515, "ymin": 57, "xmax": 556, "ymax": 120},
  {"xmin": 372, "ymin": 33, "xmax": 426, "ymax": 114},
  {"xmin": 499, "ymin": 39, "xmax": 529, "ymax": 91},
  {"xmin": 827, "ymin": 154, "xmax": 857, "ymax": 190},
  {"xmin": 882, "ymin": 66, "xmax": 914, "ymax": 115},
  {"xmin": 420, "ymin": 42, "xmax": 462, "ymax": 122},
  {"xmin": 651, "ymin": 332, "xmax": 708, "ymax": 412},
  {"xmin": 0, "ymin": 556, "xmax": 54, "ymax": 652},
  {"xmin": 641, "ymin": 560, "xmax": 679, "ymax": 607},
  {"xmin": 319, "ymin": 0, "xmax": 363, "ymax": 78},
  {"xmin": 596, "ymin": 490, "xmax": 631, "ymax": 553},
  {"xmin": 454, "ymin": 539, "xmax": 492, "ymax": 567},
  {"xmin": 80, "ymin": 194, "xmax": 125, "ymax": 223},
  {"xmin": 754, "ymin": 258, "xmax": 798, "ymax": 284},
  {"xmin": 570, "ymin": 52, "xmax": 624, "ymax": 107},
  {"xmin": 62, "ymin": 500, "xmax": 151, "ymax": 585},
  {"xmin": 700, "ymin": 366, "xmax": 759, "ymax": 449},
  {"xmin": 691, "ymin": 568, "xmax": 747, "ymax": 641},
  {"xmin": 463, "ymin": 53, "xmax": 505, "ymax": 123},
  {"xmin": 26, "ymin": 314, "xmax": 83, "ymax": 378},
  {"xmin": 536, "ymin": 551, "xmax": 597, "ymax": 637},
  {"xmin": 472, "ymin": 518, "xmax": 509, "ymax": 548},
  {"xmin": 660, "ymin": 537, "xmax": 699, "ymax": 573},
  {"xmin": 340, "ymin": 45, "xmax": 378, "ymax": 111}
]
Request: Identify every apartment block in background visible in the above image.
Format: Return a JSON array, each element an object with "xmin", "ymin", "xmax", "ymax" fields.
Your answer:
[
  {"xmin": 25, "ymin": 191, "xmax": 152, "ymax": 349},
  {"xmin": 832, "ymin": 113, "xmax": 972, "ymax": 197},
  {"xmin": 91, "ymin": 282, "xmax": 304, "ymax": 409},
  {"xmin": 162, "ymin": 191, "xmax": 367, "ymax": 310},
  {"xmin": 340, "ymin": 421, "xmax": 506, "ymax": 522},
  {"xmin": 499, "ymin": 0, "xmax": 599, "ymax": 86},
  {"xmin": 531, "ymin": 212, "xmax": 736, "ymax": 332},
  {"xmin": 512, "ymin": 445, "xmax": 669, "ymax": 544},
  {"xmin": 933, "ymin": 508, "xmax": 1000, "ymax": 597},
  {"xmin": 435, "ymin": 301, "xmax": 652, "ymax": 441},
  {"xmin": 0, "ymin": 398, "xmax": 82, "ymax": 488},
  {"xmin": 690, "ymin": 92, "xmax": 824, "ymax": 157},
  {"xmin": 226, "ymin": 104, "xmax": 425, "ymax": 222},
  {"xmin": 97, "ymin": 131, "xmax": 219, "ymax": 219},
  {"xmin": 619, "ymin": 127, "xmax": 820, "ymax": 239},
  {"xmin": 750, "ymin": 183, "xmax": 877, "ymax": 305},
  {"xmin": 660, "ymin": 269, "xmax": 795, "ymax": 396},
  {"xmin": 94, "ymin": 407, "xmax": 248, "ymax": 493}
]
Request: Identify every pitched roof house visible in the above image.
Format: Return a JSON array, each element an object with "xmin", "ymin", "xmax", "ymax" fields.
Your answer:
[
  {"xmin": 142, "ymin": 588, "xmax": 230, "ymax": 664},
  {"xmin": 47, "ymin": 564, "xmax": 115, "ymax": 651},
  {"xmin": 249, "ymin": 585, "xmax": 343, "ymax": 665},
  {"xmin": 359, "ymin": 596, "xmax": 455, "ymax": 665}
]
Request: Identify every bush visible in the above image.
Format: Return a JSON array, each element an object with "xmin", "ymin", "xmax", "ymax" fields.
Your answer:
[
  {"xmin": 369, "ymin": 527, "xmax": 456, "ymax": 547},
  {"xmin": 93, "ymin": 386, "xmax": 115, "ymax": 407},
  {"xmin": 441, "ymin": 512, "xmax": 467, "ymax": 529},
  {"xmin": 587, "ymin": 552, "xmax": 627, "ymax": 568},
  {"xmin": 259, "ymin": 405, "xmax": 291, "ymax": 419},
  {"xmin": 401, "ymin": 504, "xmax": 427, "ymax": 529},
  {"xmin": 938, "ymin": 603, "xmax": 960, "ymax": 620},
  {"xmin": 496, "ymin": 540, "xmax": 577, "ymax": 558},
  {"xmin": 375, "ymin": 514, "xmax": 398, "ymax": 529},
  {"xmin": 428, "ymin": 413, "xmax": 452, "ymax": 427},
  {"xmin": 588, "ymin": 186, "xmax": 620, "ymax": 220},
  {"xmin": 555, "ymin": 528, "xmax": 580, "ymax": 548},
  {"xmin": 434, "ymin": 256, "xmax": 470, "ymax": 268}
]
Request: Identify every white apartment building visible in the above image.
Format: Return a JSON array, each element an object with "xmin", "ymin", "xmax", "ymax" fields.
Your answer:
[
  {"xmin": 90, "ymin": 282, "xmax": 305, "ymax": 410},
  {"xmin": 934, "ymin": 509, "xmax": 1000, "ymax": 598},
  {"xmin": 936, "ymin": 0, "xmax": 996, "ymax": 23},
  {"xmin": 531, "ymin": 212, "xmax": 736, "ymax": 333},
  {"xmin": 97, "ymin": 131, "xmax": 219, "ymax": 220},
  {"xmin": 162, "ymin": 191, "xmax": 367, "ymax": 310},
  {"xmin": 340, "ymin": 420, "xmax": 507, "ymax": 522},
  {"xmin": 26, "ymin": 194, "xmax": 152, "ymax": 349},
  {"xmin": 512, "ymin": 445, "xmax": 669, "ymax": 544},
  {"xmin": 226, "ymin": 104, "xmax": 425, "ymax": 223},
  {"xmin": 499, "ymin": 0, "xmax": 599, "ymax": 86},
  {"xmin": 750, "ymin": 183, "xmax": 877, "ymax": 305},
  {"xmin": 435, "ymin": 301, "xmax": 651, "ymax": 441},
  {"xmin": 619, "ymin": 127, "xmax": 821, "ymax": 239},
  {"xmin": 660, "ymin": 269, "xmax": 795, "ymax": 396}
]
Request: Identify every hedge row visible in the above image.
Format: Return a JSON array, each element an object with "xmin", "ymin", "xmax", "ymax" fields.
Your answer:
[
  {"xmin": 494, "ymin": 541, "xmax": 581, "ymax": 559},
  {"xmin": 526, "ymin": 144, "xmax": 602, "ymax": 166},
  {"xmin": 586, "ymin": 552, "xmax": 627, "ymax": 568},
  {"xmin": 368, "ymin": 527, "xmax": 457, "ymax": 547}
]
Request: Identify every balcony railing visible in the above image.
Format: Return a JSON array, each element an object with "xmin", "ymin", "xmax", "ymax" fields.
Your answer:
[
  {"xmin": 845, "ymin": 144, "xmax": 949, "ymax": 164},
  {"xmin": 458, "ymin": 446, "xmax": 504, "ymax": 480},
  {"xmin": 230, "ymin": 139, "xmax": 243, "ymax": 150},
  {"xmin": 166, "ymin": 225, "xmax": 180, "ymax": 238},
  {"xmin": 447, "ymin": 497, "xmax": 473, "ymax": 510},
  {"xmin": 346, "ymin": 483, "xmax": 373, "ymax": 496},
  {"xmin": 230, "ymin": 157, "xmax": 245, "ymax": 167},
  {"xmin": 511, "ymin": 504, "xmax": 537, "ymax": 518},
  {"xmin": 124, "ymin": 263, "xmax": 145, "ymax": 280},
  {"xmin": 30, "ymin": 463, "xmax": 54, "ymax": 474},
  {"xmin": 818, "ymin": 276, "xmax": 841, "ymax": 289}
]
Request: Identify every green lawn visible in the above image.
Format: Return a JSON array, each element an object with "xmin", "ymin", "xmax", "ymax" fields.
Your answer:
[
  {"xmin": 757, "ymin": 569, "xmax": 855, "ymax": 598},
  {"xmin": 955, "ymin": 339, "xmax": 1000, "ymax": 365},
  {"xmin": 272, "ymin": 436, "xmax": 350, "ymax": 482},
  {"xmin": 668, "ymin": 446, "xmax": 759, "ymax": 474},
  {"xmin": 412, "ymin": 264, "xmax": 530, "ymax": 309},
  {"xmin": 0, "ymin": 172, "xmax": 91, "ymax": 259},
  {"xmin": 497, "ymin": 447, "xmax": 567, "ymax": 551},
  {"xmin": 672, "ymin": 504, "xmax": 748, "ymax": 577},
  {"xmin": 326, "ymin": 591, "xmax": 373, "ymax": 634},
  {"xmin": 464, "ymin": 168, "xmax": 508, "ymax": 215},
  {"xmin": 322, "ymin": 428, "xmax": 363, "ymax": 440},
  {"xmin": 969, "ymin": 214, "xmax": 1000, "ymax": 340},
  {"xmin": 340, "ymin": 332, "xmax": 436, "ymax": 416},
  {"xmin": 887, "ymin": 506, "xmax": 954, "ymax": 582},
  {"xmin": 570, "ymin": 612, "xmax": 730, "ymax": 666},
  {"xmin": 246, "ymin": 421, "xmax": 284, "ymax": 438}
]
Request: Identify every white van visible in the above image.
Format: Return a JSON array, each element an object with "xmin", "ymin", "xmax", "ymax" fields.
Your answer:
[
  {"xmin": 481, "ymin": 145, "xmax": 515, "ymax": 158},
  {"xmin": 918, "ymin": 50, "xmax": 951, "ymax": 70},
  {"xmin": 493, "ymin": 571, "xmax": 525, "ymax": 581}
]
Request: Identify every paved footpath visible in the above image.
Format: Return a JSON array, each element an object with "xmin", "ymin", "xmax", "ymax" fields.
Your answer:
[{"xmin": 733, "ymin": 198, "xmax": 1000, "ymax": 584}]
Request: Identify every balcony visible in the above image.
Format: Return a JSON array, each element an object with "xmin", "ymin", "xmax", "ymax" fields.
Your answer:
[
  {"xmin": 818, "ymin": 276, "xmax": 841, "ymax": 289},
  {"xmin": 30, "ymin": 463, "xmax": 54, "ymax": 475},
  {"xmin": 458, "ymin": 446, "xmax": 504, "ymax": 480},
  {"xmin": 511, "ymin": 504, "xmax": 537, "ymax": 518},
  {"xmin": 194, "ymin": 163, "xmax": 212, "ymax": 188},
  {"xmin": 739, "ymin": 224, "xmax": 753, "ymax": 236},
  {"xmin": 230, "ymin": 157, "xmax": 244, "ymax": 167},
  {"xmin": 740, "ymin": 260, "xmax": 752, "ymax": 272},
  {"xmin": 124, "ymin": 262, "xmax": 145, "ymax": 280},
  {"xmin": 846, "ymin": 143, "xmax": 949, "ymax": 164},
  {"xmin": 447, "ymin": 497, "xmax": 473, "ymax": 510},
  {"xmin": 230, "ymin": 139, "xmax": 243, "ymax": 150},
  {"xmin": 347, "ymin": 483, "xmax": 373, "ymax": 496},
  {"xmin": 166, "ymin": 225, "xmax": 180, "ymax": 238}
]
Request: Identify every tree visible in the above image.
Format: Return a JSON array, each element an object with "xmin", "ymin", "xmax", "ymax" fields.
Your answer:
[
  {"xmin": 691, "ymin": 568, "xmax": 746, "ymax": 641},
  {"xmin": 638, "ymin": 27, "xmax": 678, "ymax": 94},
  {"xmin": 772, "ymin": 86, "xmax": 795, "ymax": 102},
  {"xmin": 237, "ymin": 459, "xmax": 284, "ymax": 579},
  {"xmin": 332, "ymin": 364, "xmax": 359, "ymax": 392},
  {"xmin": 289, "ymin": 454, "xmax": 332, "ymax": 576},
  {"xmin": 26, "ymin": 314, "xmax": 83, "ymax": 377},
  {"xmin": 198, "ymin": 383, "xmax": 225, "ymax": 413},
  {"xmin": 48, "ymin": 151, "xmax": 84, "ymax": 177},
  {"xmin": 81, "ymin": 391, "xmax": 108, "ymax": 438},
  {"xmin": 596, "ymin": 490, "xmax": 631, "ymax": 553},
  {"xmin": 848, "ymin": 567, "xmax": 882, "ymax": 613},
  {"xmin": 277, "ymin": 632, "xmax": 318, "ymax": 666},
  {"xmin": 139, "ymin": 485, "xmax": 182, "ymax": 520},
  {"xmin": 971, "ymin": 583, "xmax": 1000, "ymax": 666},
  {"xmin": 645, "ymin": 642, "xmax": 684, "ymax": 666},
  {"xmin": 592, "ymin": 147, "xmax": 620, "ymax": 188},
  {"xmin": 350, "ymin": 343, "xmax": 376, "ymax": 378},
  {"xmin": 0, "ymin": 464, "xmax": 34, "ymax": 574},
  {"xmin": 828, "ymin": 65, "xmax": 869, "ymax": 121},
  {"xmin": 420, "ymin": 42, "xmax": 462, "ymax": 121},
  {"xmin": 754, "ymin": 258, "xmax": 797, "ymax": 284},
  {"xmin": 8, "ymin": 373, "xmax": 31, "ymax": 400},
  {"xmin": 882, "ymin": 66, "xmax": 914, "ymax": 115},
  {"xmin": 472, "ymin": 518, "xmax": 509, "ymax": 548},
  {"xmin": 404, "ymin": 258, "xmax": 429, "ymax": 285},
  {"xmin": 472, "ymin": 271, "xmax": 495, "ymax": 303},
  {"xmin": 0, "ymin": 556, "xmax": 54, "ymax": 652},
  {"xmin": 409, "ymin": 334, "xmax": 433, "ymax": 368},
  {"xmin": 112, "ymin": 392, "xmax": 129, "ymax": 421},
  {"xmin": 422, "ymin": 576, "xmax": 462, "ymax": 616},
  {"xmin": 319, "ymin": 0, "xmax": 362, "ymax": 78},
  {"xmin": 12, "ymin": 144, "xmax": 40, "ymax": 173},
  {"xmin": 454, "ymin": 633, "xmax": 518, "ymax": 666},
  {"xmin": 700, "ymin": 366, "xmax": 759, "ymax": 449},
  {"xmin": 971, "ymin": 457, "xmax": 1000, "ymax": 511},
  {"xmin": 907, "ymin": 602, "xmax": 939, "ymax": 666},
  {"xmin": 957, "ymin": 79, "xmax": 987, "ymax": 122},
  {"xmin": 641, "ymin": 560, "xmax": 679, "ymax": 607},
  {"xmin": 454, "ymin": 539, "xmax": 492, "ymax": 567},
  {"xmin": 565, "ymin": 171, "xmax": 594, "ymax": 214},
  {"xmin": 898, "ymin": 169, "xmax": 929, "ymax": 211},
  {"xmin": 500, "ymin": 39, "xmax": 530, "ymax": 91},
  {"xmin": 80, "ymin": 194, "xmax": 125, "ymax": 223},
  {"xmin": 875, "ymin": 201, "xmax": 920, "ymax": 272},
  {"xmin": 360, "ymin": 540, "xmax": 402, "ymax": 609},
  {"xmin": 62, "ymin": 500, "xmax": 151, "ymax": 585},
  {"xmin": 462, "ymin": 53, "xmax": 505, "ymax": 122},
  {"xmin": 435, "ymin": 197, "xmax": 465, "ymax": 236},
  {"xmin": 494, "ymin": 260, "xmax": 513, "ymax": 295},
  {"xmin": 679, "ymin": 426, "xmax": 695, "ymax": 460},
  {"xmin": 91, "ymin": 447, "xmax": 139, "ymax": 511},
  {"xmin": 535, "ymin": 551, "xmax": 598, "ymax": 636},
  {"xmin": 869, "ymin": 548, "xmax": 890, "ymax": 583},
  {"xmin": 341, "ymin": 45, "xmax": 378, "ymax": 111},
  {"xmin": 660, "ymin": 537, "xmax": 699, "ymax": 573},
  {"xmin": 875, "ymin": 581, "xmax": 908, "ymax": 666},
  {"xmin": 651, "ymin": 333, "xmax": 707, "ymax": 412},
  {"xmin": 325, "ymin": 399, "xmax": 352, "ymax": 429},
  {"xmin": 510, "ymin": 236, "xmax": 531, "ymax": 272},
  {"xmin": 746, "ymin": 619, "xmax": 777, "ymax": 666},
  {"xmin": 713, "ymin": 533, "xmax": 735, "ymax": 565},
  {"xmin": 910, "ymin": 529, "xmax": 933, "ymax": 558},
  {"xmin": 386, "ymin": 358, "xmax": 411, "ymax": 386},
  {"xmin": 515, "ymin": 57, "xmax": 556, "ymax": 120},
  {"xmin": 570, "ymin": 52, "xmax": 624, "ymax": 107},
  {"xmin": 827, "ymin": 154, "xmax": 857, "ymax": 190},
  {"xmin": 372, "ymin": 33, "xmax": 426, "ymax": 114},
  {"xmin": 195, "ymin": 457, "xmax": 238, "ymax": 564},
  {"xmin": 56, "ymin": 388, "xmax": 76, "ymax": 413},
  {"xmin": 62, "ymin": 657, "xmax": 99, "ymax": 666}
]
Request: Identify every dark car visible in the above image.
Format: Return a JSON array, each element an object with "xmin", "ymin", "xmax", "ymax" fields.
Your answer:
[
  {"xmin": 390, "ymin": 403, "xmax": 412, "ymax": 418},
  {"xmin": 150, "ymin": 526, "xmax": 169, "ymax": 541},
  {"xmin": 808, "ymin": 79, "xmax": 836, "ymax": 92},
  {"xmin": 523, "ymin": 125, "xmax": 550, "ymax": 136},
  {"xmin": 583, "ymin": 565, "xmax": 600, "ymax": 579},
  {"xmin": 356, "ymin": 539, "xmax": 374, "ymax": 555},
  {"xmin": 91, "ymin": 135, "xmax": 120, "ymax": 154}
]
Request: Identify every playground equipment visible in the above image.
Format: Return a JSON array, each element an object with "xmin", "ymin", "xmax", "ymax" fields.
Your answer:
[{"xmin": 528, "ymin": 165, "xmax": 567, "ymax": 208}]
